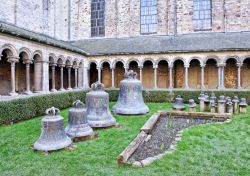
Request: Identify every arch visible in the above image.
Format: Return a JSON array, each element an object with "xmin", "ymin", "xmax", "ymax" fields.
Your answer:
[
  {"xmin": 171, "ymin": 57, "xmax": 186, "ymax": 67},
  {"xmin": 65, "ymin": 59, "xmax": 72, "ymax": 67},
  {"xmin": 188, "ymin": 57, "xmax": 203, "ymax": 67},
  {"xmin": 224, "ymin": 56, "xmax": 240, "ymax": 65},
  {"xmin": 89, "ymin": 62, "xmax": 98, "ymax": 86},
  {"xmin": 0, "ymin": 50, "xmax": 12, "ymax": 95},
  {"xmin": 188, "ymin": 59, "xmax": 201, "ymax": 89},
  {"xmin": 32, "ymin": 50, "xmax": 43, "ymax": 61},
  {"xmin": 0, "ymin": 43, "xmax": 18, "ymax": 57},
  {"xmin": 225, "ymin": 58, "xmax": 238, "ymax": 89},
  {"xmin": 100, "ymin": 59, "xmax": 112, "ymax": 69},
  {"xmin": 101, "ymin": 62, "xmax": 112, "ymax": 88},
  {"xmin": 242, "ymin": 58, "xmax": 250, "ymax": 89},
  {"xmin": 73, "ymin": 60, "xmax": 78, "ymax": 67},
  {"xmin": 204, "ymin": 59, "xmax": 218, "ymax": 89},
  {"xmin": 126, "ymin": 58, "xmax": 140, "ymax": 68},
  {"xmin": 18, "ymin": 47, "xmax": 32, "ymax": 61},
  {"xmin": 155, "ymin": 57, "xmax": 170, "ymax": 66},
  {"xmin": 141, "ymin": 58, "xmax": 155, "ymax": 67},
  {"xmin": 142, "ymin": 60, "xmax": 154, "ymax": 89},
  {"xmin": 88, "ymin": 60, "xmax": 98, "ymax": 69},
  {"xmin": 157, "ymin": 60, "xmax": 169, "ymax": 88},
  {"xmin": 114, "ymin": 61, "xmax": 125, "ymax": 87},
  {"xmin": 173, "ymin": 59, "xmax": 185, "ymax": 88},
  {"xmin": 204, "ymin": 55, "xmax": 220, "ymax": 65},
  {"xmin": 112, "ymin": 59, "xmax": 125, "ymax": 68}
]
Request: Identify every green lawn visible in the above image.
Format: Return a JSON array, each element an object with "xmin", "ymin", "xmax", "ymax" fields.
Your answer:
[{"xmin": 0, "ymin": 103, "xmax": 249, "ymax": 176}]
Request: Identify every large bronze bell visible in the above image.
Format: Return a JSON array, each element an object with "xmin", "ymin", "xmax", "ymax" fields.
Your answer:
[
  {"xmin": 34, "ymin": 107, "xmax": 72, "ymax": 151},
  {"xmin": 173, "ymin": 95, "xmax": 185, "ymax": 111},
  {"xmin": 65, "ymin": 100, "xmax": 94, "ymax": 139},
  {"xmin": 86, "ymin": 82, "xmax": 116, "ymax": 127},
  {"xmin": 112, "ymin": 70, "xmax": 149, "ymax": 115}
]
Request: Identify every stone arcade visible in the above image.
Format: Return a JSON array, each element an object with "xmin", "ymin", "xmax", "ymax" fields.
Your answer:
[{"xmin": 1, "ymin": 1, "xmax": 250, "ymax": 98}]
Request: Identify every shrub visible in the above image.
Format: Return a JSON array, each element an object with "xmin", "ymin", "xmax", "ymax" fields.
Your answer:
[{"xmin": 0, "ymin": 89, "xmax": 249, "ymax": 125}]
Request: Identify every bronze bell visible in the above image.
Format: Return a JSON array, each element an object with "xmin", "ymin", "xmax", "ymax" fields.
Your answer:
[
  {"xmin": 188, "ymin": 99, "xmax": 196, "ymax": 112},
  {"xmin": 210, "ymin": 92, "xmax": 217, "ymax": 103},
  {"xmin": 173, "ymin": 95, "xmax": 185, "ymax": 111},
  {"xmin": 226, "ymin": 100, "xmax": 233, "ymax": 114},
  {"xmin": 239, "ymin": 98, "xmax": 248, "ymax": 113},
  {"xmin": 65, "ymin": 100, "xmax": 94, "ymax": 139},
  {"xmin": 232, "ymin": 95, "xmax": 239, "ymax": 114},
  {"xmin": 86, "ymin": 82, "xmax": 117, "ymax": 127},
  {"xmin": 112, "ymin": 70, "xmax": 149, "ymax": 115},
  {"xmin": 34, "ymin": 107, "xmax": 72, "ymax": 151}
]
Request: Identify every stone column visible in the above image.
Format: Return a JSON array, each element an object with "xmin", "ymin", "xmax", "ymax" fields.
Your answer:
[
  {"xmin": 74, "ymin": 67, "xmax": 78, "ymax": 89},
  {"xmin": 237, "ymin": 63, "xmax": 242, "ymax": 89},
  {"xmin": 59, "ymin": 65, "xmax": 65, "ymax": 91},
  {"xmin": 111, "ymin": 67, "xmax": 115, "ymax": 88},
  {"xmin": 201, "ymin": 65, "xmax": 205, "ymax": 89},
  {"xmin": 153, "ymin": 65, "xmax": 158, "ymax": 89},
  {"xmin": 24, "ymin": 61, "xmax": 33, "ymax": 95},
  {"xmin": 67, "ymin": 66, "xmax": 72, "ymax": 90},
  {"xmin": 8, "ymin": 57, "xmax": 18, "ymax": 96},
  {"xmin": 139, "ymin": 66, "xmax": 143, "ymax": 82},
  {"xmin": 184, "ymin": 65, "xmax": 189, "ymax": 89},
  {"xmin": 221, "ymin": 65, "xmax": 225, "ymax": 89},
  {"xmin": 217, "ymin": 64, "xmax": 225, "ymax": 89},
  {"xmin": 83, "ymin": 66, "xmax": 89, "ymax": 89},
  {"xmin": 78, "ymin": 67, "xmax": 82, "ymax": 88},
  {"xmin": 169, "ymin": 66, "xmax": 173, "ymax": 89},
  {"xmin": 97, "ymin": 67, "xmax": 101, "ymax": 82},
  {"xmin": 50, "ymin": 64, "xmax": 57, "ymax": 92}
]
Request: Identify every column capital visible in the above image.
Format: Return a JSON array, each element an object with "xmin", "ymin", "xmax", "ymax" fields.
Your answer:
[
  {"xmin": 7, "ymin": 56, "xmax": 19, "ymax": 63},
  {"xmin": 200, "ymin": 64, "xmax": 206, "ymax": 68},
  {"xmin": 50, "ymin": 63, "xmax": 57, "ymax": 67},
  {"xmin": 184, "ymin": 64, "xmax": 189, "ymax": 68},
  {"xmin": 153, "ymin": 65, "xmax": 158, "ymax": 69},
  {"xmin": 66, "ymin": 65, "xmax": 72, "ymax": 68},
  {"xmin": 217, "ymin": 63, "xmax": 226, "ymax": 67},
  {"xmin": 58, "ymin": 64, "xmax": 65, "ymax": 68},
  {"xmin": 24, "ymin": 59, "xmax": 33, "ymax": 64},
  {"xmin": 237, "ymin": 62, "xmax": 243, "ymax": 67}
]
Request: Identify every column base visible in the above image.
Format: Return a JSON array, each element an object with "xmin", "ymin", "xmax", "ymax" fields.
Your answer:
[
  {"xmin": 59, "ymin": 88, "xmax": 65, "ymax": 91},
  {"xmin": 50, "ymin": 89, "xmax": 57, "ymax": 92},
  {"xmin": 67, "ymin": 88, "xmax": 72, "ymax": 90},
  {"xmin": 9, "ymin": 92, "xmax": 18, "ymax": 96},
  {"xmin": 217, "ymin": 86, "xmax": 225, "ymax": 90},
  {"xmin": 168, "ymin": 86, "xmax": 173, "ymax": 89},
  {"xmin": 184, "ymin": 86, "xmax": 189, "ymax": 89},
  {"xmin": 73, "ymin": 87, "xmax": 78, "ymax": 89},
  {"xmin": 200, "ymin": 86, "xmax": 206, "ymax": 90},
  {"xmin": 24, "ymin": 91, "xmax": 33, "ymax": 95},
  {"xmin": 237, "ymin": 86, "xmax": 242, "ymax": 90}
]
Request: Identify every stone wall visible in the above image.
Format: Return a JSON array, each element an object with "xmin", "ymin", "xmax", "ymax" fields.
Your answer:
[{"xmin": 1, "ymin": 0, "xmax": 250, "ymax": 41}]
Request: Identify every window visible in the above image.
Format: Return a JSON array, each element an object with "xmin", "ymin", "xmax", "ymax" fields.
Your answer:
[
  {"xmin": 91, "ymin": 0, "xmax": 105, "ymax": 37},
  {"xmin": 193, "ymin": 0, "xmax": 212, "ymax": 30},
  {"xmin": 140, "ymin": 0, "xmax": 157, "ymax": 34}
]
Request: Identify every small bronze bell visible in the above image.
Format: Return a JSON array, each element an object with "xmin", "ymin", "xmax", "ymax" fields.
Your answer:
[
  {"xmin": 226, "ymin": 100, "xmax": 233, "ymax": 114},
  {"xmin": 239, "ymin": 98, "xmax": 248, "ymax": 113},
  {"xmin": 173, "ymin": 95, "xmax": 185, "ymax": 111},
  {"xmin": 86, "ymin": 82, "xmax": 117, "ymax": 127},
  {"xmin": 232, "ymin": 95, "xmax": 239, "ymax": 114},
  {"xmin": 188, "ymin": 99, "xmax": 196, "ymax": 112},
  {"xmin": 198, "ymin": 92, "xmax": 205, "ymax": 112},
  {"xmin": 34, "ymin": 107, "xmax": 72, "ymax": 151},
  {"xmin": 210, "ymin": 92, "xmax": 217, "ymax": 104},
  {"xmin": 218, "ymin": 95, "xmax": 226, "ymax": 114},
  {"xmin": 210, "ymin": 101, "xmax": 218, "ymax": 113},
  {"xmin": 65, "ymin": 100, "xmax": 95, "ymax": 139},
  {"xmin": 112, "ymin": 70, "xmax": 149, "ymax": 115}
]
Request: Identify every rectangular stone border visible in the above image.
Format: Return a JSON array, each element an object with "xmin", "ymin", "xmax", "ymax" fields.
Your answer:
[{"xmin": 117, "ymin": 111, "xmax": 232, "ymax": 165}]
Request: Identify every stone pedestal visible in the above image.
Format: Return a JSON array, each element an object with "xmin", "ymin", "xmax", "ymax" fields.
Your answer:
[{"xmin": 218, "ymin": 102, "xmax": 226, "ymax": 114}]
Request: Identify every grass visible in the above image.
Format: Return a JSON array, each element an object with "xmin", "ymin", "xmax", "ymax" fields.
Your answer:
[{"xmin": 0, "ymin": 102, "xmax": 249, "ymax": 176}]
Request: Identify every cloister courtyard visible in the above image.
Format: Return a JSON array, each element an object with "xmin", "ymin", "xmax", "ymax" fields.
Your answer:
[{"xmin": 0, "ymin": 102, "xmax": 249, "ymax": 176}]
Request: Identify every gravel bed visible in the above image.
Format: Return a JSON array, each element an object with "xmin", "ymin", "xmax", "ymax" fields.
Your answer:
[{"xmin": 129, "ymin": 115, "xmax": 222, "ymax": 162}]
